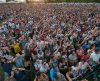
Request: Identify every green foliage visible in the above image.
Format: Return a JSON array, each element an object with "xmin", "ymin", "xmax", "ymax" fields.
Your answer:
[
  {"xmin": 6, "ymin": 0, "xmax": 13, "ymax": 2},
  {"xmin": 6, "ymin": 0, "xmax": 100, "ymax": 2},
  {"xmin": 47, "ymin": 0, "xmax": 100, "ymax": 2}
]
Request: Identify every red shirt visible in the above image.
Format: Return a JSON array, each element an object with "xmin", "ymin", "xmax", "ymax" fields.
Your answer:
[
  {"xmin": 30, "ymin": 45, "xmax": 37, "ymax": 54},
  {"xmin": 76, "ymin": 48, "xmax": 89, "ymax": 61}
]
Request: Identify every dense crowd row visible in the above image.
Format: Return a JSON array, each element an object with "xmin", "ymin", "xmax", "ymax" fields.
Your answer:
[{"xmin": 0, "ymin": 3, "xmax": 100, "ymax": 81}]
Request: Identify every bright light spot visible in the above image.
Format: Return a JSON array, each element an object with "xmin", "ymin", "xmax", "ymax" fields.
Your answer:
[
  {"xmin": 32, "ymin": 0, "xmax": 44, "ymax": 2},
  {"xmin": 16, "ymin": 0, "xmax": 26, "ymax": 2}
]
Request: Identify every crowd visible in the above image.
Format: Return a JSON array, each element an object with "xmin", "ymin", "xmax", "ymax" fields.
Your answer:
[{"xmin": 0, "ymin": 3, "xmax": 100, "ymax": 81}]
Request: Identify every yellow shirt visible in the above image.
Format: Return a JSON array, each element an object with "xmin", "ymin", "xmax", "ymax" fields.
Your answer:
[{"xmin": 11, "ymin": 43, "xmax": 21, "ymax": 54}]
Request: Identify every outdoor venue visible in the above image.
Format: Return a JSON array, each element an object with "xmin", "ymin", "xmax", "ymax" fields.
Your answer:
[{"xmin": 0, "ymin": 0, "xmax": 100, "ymax": 81}]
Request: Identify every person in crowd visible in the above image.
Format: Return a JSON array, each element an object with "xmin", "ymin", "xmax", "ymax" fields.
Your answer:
[
  {"xmin": 0, "ymin": 3, "xmax": 100, "ymax": 81},
  {"xmin": 34, "ymin": 72, "xmax": 49, "ymax": 81}
]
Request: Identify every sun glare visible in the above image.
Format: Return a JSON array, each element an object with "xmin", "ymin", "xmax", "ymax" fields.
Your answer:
[{"xmin": 32, "ymin": 0, "xmax": 44, "ymax": 2}]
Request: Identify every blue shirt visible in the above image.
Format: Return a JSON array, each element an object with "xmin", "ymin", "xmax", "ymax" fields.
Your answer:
[
  {"xmin": 2, "ymin": 63, "xmax": 12, "ymax": 75},
  {"xmin": 14, "ymin": 71, "xmax": 24, "ymax": 81},
  {"xmin": 50, "ymin": 68, "xmax": 55, "ymax": 81}
]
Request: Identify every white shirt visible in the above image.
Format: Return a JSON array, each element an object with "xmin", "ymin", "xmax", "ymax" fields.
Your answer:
[
  {"xmin": 90, "ymin": 51, "xmax": 100, "ymax": 62},
  {"xmin": 68, "ymin": 54, "xmax": 77, "ymax": 61},
  {"xmin": 40, "ymin": 64, "xmax": 48, "ymax": 73},
  {"xmin": 34, "ymin": 61, "xmax": 42, "ymax": 70},
  {"xmin": 37, "ymin": 51, "xmax": 44, "ymax": 58},
  {"xmin": 81, "ymin": 62, "xmax": 88, "ymax": 70}
]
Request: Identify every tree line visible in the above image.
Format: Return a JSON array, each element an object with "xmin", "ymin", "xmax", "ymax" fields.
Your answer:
[{"xmin": 6, "ymin": 0, "xmax": 100, "ymax": 2}]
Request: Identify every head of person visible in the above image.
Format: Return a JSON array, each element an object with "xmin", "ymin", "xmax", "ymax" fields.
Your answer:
[{"xmin": 1, "ymin": 57, "xmax": 6, "ymax": 63}]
